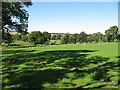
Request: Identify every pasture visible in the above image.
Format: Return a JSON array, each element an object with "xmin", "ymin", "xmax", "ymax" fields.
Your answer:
[{"xmin": 2, "ymin": 41, "xmax": 119, "ymax": 89}]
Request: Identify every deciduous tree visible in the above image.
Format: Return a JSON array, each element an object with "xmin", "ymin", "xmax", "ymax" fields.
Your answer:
[{"xmin": 2, "ymin": 1, "xmax": 32, "ymax": 45}]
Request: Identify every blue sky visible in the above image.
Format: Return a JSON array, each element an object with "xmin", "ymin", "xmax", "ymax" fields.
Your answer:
[{"xmin": 27, "ymin": 2, "xmax": 118, "ymax": 34}]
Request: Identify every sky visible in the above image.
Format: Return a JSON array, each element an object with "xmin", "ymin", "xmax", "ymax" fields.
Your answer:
[{"xmin": 27, "ymin": 2, "xmax": 118, "ymax": 34}]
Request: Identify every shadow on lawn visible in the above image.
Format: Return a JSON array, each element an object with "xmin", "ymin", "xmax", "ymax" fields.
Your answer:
[
  {"xmin": 3, "ymin": 43, "xmax": 34, "ymax": 48},
  {"xmin": 2, "ymin": 49, "xmax": 36, "ymax": 54},
  {"xmin": 2, "ymin": 49, "xmax": 118, "ymax": 89}
]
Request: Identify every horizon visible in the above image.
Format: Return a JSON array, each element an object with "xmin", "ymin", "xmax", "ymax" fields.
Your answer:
[
  {"xmin": 26, "ymin": 30, "xmax": 108, "ymax": 35},
  {"xmin": 27, "ymin": 2, "xmax": 118, "ymax": 34}
]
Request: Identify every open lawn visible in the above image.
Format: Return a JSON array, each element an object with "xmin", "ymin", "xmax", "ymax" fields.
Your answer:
[{"xmin": 2, "ymin": 41, "xmax": 119, "ymax": 89}]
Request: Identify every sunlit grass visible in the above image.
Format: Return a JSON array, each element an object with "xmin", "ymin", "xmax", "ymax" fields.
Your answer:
[{"xmin": 2, "ymin": 41, "xmax": 119, "ymax": 89}]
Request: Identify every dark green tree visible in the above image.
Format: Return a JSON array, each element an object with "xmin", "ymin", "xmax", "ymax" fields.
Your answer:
[
  {"xmin": 105, "ymin": 26, "xmax": 118, "ymax": 42},
  {"xmin": 117, "ymin": 33, "xmax": 120, "ymax": 41},
  {"xmin": 2, "ymin": 1, "xmax": 32, "ymax": 45},
  {"xmin": 43, "ymin": 31, "xmax": 51, "ymax": 41},
  {"xmin": 101, "ymin": 35, "xmax": 107, "ymax": 42},
  {"xmin": 2, "ymin": 32, "xmax": 14, "ymax": 45},
  {"xmin": 77, "ymin": 32, "xmax": 87, "ymax": 43},
  {"xmin": 29, "ymin": 31, "xmax": 44, "ymax": 45},
  {"xmin": 73, "ymin": 33, "xmax": 78, "ymax": 44},
  {"xmin": 68, "ymin": 35, "xmax": 76, "ymax": 44},
  {"xmin": 21, "ymin": 35, "xmax": 28, "ymax": 42},
  {"xmin": 51, "ymin": 34, "xmax": 57, "ymax": 40},
  {"xmin": 61, "ymin": 33, "xmax": 70, "ymax": 44},
  {"xmin": 91, "ymin": 32, "xmax": 103, "ymax": 42},
  {"xmin": 29, "ymin": 31, "xmax": 50, "ymax": 45},
  {"xmin": 12, "ymin": 34, "xmax": 21, "ymax": 41}
]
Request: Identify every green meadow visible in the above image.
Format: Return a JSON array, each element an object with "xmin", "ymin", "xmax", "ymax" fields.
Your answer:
[{"xmin": 2, "ymin": 41, "xmax": 119, "ymax": 89}]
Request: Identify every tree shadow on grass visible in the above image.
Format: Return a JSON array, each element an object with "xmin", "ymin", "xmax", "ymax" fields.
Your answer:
[
  {"xmin": 2, "ymin": 49, "xmax": 36, "ymax": 55},
  {"xmin": 4, "ymin": 69, "xmax": 67, "ymax": 89},
  {"xmin": 2, "ymin": 49, "xmax": 118, "ymax": 89}
]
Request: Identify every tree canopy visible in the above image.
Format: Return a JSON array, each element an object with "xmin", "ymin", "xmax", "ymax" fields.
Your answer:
[
  {"xmin": 2, "ymin": 2, "xmax": 32, "ymax": 33},
  {"xmin": 105, "ymin": 26, "xmax": 118, "ymax": 42},
  {"xmin": 28, "ymin": 31, "xmax": 51, "ymax": 45},
  {"xmin": 2, "ymin": 1, "xmax": 32, "ymax": 44}
]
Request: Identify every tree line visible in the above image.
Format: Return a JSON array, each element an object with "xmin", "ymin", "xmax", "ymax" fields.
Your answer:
[
  {"xmin": 2, "ymin": 25, "xmax": 120, "ymax": 46},
  {"xmin": 2, "ymin": 2, "xmax": 120, "ymax": 46}
]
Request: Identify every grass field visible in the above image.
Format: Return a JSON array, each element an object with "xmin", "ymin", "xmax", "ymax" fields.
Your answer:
[{"xmin": 2, "ymin": 41, "xmax": 119, "ymax": 89}]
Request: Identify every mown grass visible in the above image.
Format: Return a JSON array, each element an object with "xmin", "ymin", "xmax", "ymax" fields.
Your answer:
[{"xmin": 2, "ymin": 41, "xmax": 119, "ymax": 89}]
